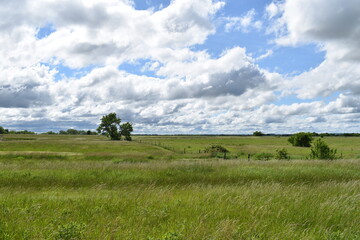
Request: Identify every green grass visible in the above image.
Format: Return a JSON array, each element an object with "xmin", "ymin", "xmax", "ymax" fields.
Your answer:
[
  {"xmin": 0, "ymin": 135, "xmax": 359, "ymax": 239},
  {"xmin": 134, "ymin": 135, "xmax": 360, "ymax": 159}
]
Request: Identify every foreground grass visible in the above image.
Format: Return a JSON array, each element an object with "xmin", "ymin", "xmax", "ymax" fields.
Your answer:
[
  {"xmin": 0, "ymin": 159, "xmax": 359, "ymax": 239},
  {"xmin": 0, "ymin": 135, "xmax": 359, "ymax": 239},
  {"xmin": 1, "ymin": 181, "xmax": 359, "ymax": 239}
]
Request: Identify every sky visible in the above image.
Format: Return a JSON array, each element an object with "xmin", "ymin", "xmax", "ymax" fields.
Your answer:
[{"xmin": 1, "ymin": 0, "xmax": 360, "ymax": 134}]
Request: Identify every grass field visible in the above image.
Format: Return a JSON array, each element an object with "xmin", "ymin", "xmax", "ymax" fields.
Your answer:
[{"xmin": 0, "ymin": 135, "xmax": 359, "ymax": 239}]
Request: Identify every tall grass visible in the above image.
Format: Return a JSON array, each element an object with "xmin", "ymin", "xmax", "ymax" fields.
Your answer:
[{"xmin": 0, "ymin": 135, "xmax": 359, "ymax": 239}]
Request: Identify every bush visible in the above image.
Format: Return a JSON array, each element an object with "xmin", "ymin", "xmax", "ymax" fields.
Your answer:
[
  {"xmin": 254, "ymin": 152, "xmax": 274, "ymax": 160},
  {"xmin": 288, "ymin": 132, "xmax": 313, "ymax": 147},
  {"xmin": 204, "ymin": 145, "xmax": 229, "ymax": 159},
  {"xmin": 275, "ymin": 148, "xmax": 290, "ymax": 160},
  {"xmin": 310, "ymin": 139, "xmax": 338, "ymax": 160}
]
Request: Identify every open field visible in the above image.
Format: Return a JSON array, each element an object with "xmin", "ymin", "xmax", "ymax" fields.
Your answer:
[{"xmin": 0, "ymin": 135, "xmax": 359, "ymax": 239}]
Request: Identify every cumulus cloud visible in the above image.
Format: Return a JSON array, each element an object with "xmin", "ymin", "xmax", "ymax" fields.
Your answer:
[
  {"xmin": 53, "ymin": 47, "xmax": 268, "ymax": 105},
  {"xmin": 267, "ymin": 0, "xmax": 360, "ymax": 61},
  {"xmin": 266, "ymin": 0, "xmax": 360, "ymax": 118},
  {"xmin": 0, "ymin": 64, "xmax": 55, "ymax": 108},
  {"xmin": 0, "ymin": 0, "xmax": 276, "ymax": 133},
  {"xmin": 0, "ymin": 0, "xmax": 359, "ymax": 133}
]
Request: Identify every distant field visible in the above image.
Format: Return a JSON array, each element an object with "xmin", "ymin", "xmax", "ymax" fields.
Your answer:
[
  {"xmin": 1, "ymin": 134, "xmax": 360, "ymax": 160},
  {"xmin": 0, "ymin": 135, "xmax": 359, "ymax": 239}
]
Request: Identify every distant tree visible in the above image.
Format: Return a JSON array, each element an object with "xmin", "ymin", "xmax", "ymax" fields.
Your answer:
[
  {"xmin": 0, "ymin": 126, "xmax": 6, "ymax": 134},
  {"xmin": 11, "ymin": 130, "xmax": 35, "ymax": 134},
  {"xmin": 309, "ymin": 139, "xmax": 338, "ymax": 160},
  {"xmin": 86, "ymin": 130, "xmax": 98, "ymax": 135},
  {"xmin": 253, "ymin": 131, "xmax": 264, "ymax": 136},
  {"xmin": 66, "ymin": 129, "xmax": 80, "ymax": 135},
  {"xmin": 97, "ymin": 113, "xmax": 133, "ymax": 141},
  {"xmin": 57, "ymin": 129, "xmax": 96, "ymax": 135},
  {"xmin": 288, "ymin": 132, "xmax": 313, "ymax": 147}
]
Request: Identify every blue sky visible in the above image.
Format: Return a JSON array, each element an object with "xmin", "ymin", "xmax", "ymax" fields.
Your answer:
[
  {"xmin": 133, "ymin": 0, "xmax": 326, "ymax": 77},
  {"xmin": 0, "ymin": 0, "xmax": 359, "ymax": 133}
]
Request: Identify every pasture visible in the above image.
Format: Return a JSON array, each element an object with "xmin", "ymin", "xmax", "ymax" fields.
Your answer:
[{"xmin": 0, "ymin": 134, "xmax": 359, "ymax": 239}]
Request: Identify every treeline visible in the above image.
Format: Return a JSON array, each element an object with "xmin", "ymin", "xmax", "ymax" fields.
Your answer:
[
  {"xmin": 315, "ymin": 133, "xmax": 360, "ymax": 137},
  {"xmin": 0, "ymin": 126, "xmax": 97, "ymax": 135},
  {"xmin": 0, "ymin": 127, "xmax": 35, "ymax": 134},
  {"xmin": 254, "ymin": 131, "xmax": 360, "ymax": 137},
  {"xmin": 45, "ymin": 129, "xmax": 98, "ymax": 135}
]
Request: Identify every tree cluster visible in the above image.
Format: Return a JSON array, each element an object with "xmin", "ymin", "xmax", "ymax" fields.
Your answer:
[
  {"xmin": 0, "ymin": 127, "xmax": 35, "ymax": 135},
  {"xmin": 97, "ymin": 113, "xmax": 133, "ymax": 141},
  {"xmin": 58, "ymin": 129, "xmax": 97, "ymax": 135},
  {"xmin": 253, "ymin": 131, "xmax": 265, "ymax": 136}
]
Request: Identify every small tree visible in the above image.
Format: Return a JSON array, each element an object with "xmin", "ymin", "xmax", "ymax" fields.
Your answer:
[
  {"xmin": 288, "ymin": 132, "xmax": 313, "ymax": 147},
  {"xmin": 309, "ymin": 139, "xmax": 337, "ymax": 160},
  {"xmin": 97, "ymin": 113, "xmax": 133, "ymax": 141}
]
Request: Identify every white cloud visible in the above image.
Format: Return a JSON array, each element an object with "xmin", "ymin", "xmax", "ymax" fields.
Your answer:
[
  {"xmin": 266, "ymin": 0, "xmax": 360, "ymax": 119},
  {"xmin": 0, "ymin": 0, "xmax": 359, "ymax": 133},
  {"xmin": 0, "ymin": 0, "xmax": 225, "ymax": 69},
  {"xmin": 268, "ymin": 0, "xmax": 360, "ymax": 61},
  {"xmin": 256, "ymin": 49, "xmax": 273, "ymax": 61},
  {"xmin": 265, "ymin": 2, "xmax": 282, "ymax": 19},
  {"xmin": 224, "ymin": 9, "xmax": 262, "ymax": 33}
]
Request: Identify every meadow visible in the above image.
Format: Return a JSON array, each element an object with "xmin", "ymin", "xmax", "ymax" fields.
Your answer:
[{"xmin": 0, "ymin": 134, "xmax": 359, "ymax": 239}]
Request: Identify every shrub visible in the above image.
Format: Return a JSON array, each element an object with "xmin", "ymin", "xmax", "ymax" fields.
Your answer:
[
  {"xmin": 204, "ymin": 145, "xmax": 229, "ymax": 159},
  {"xmin": 310, "ymin": 139, "xmax": 338, "ymax": 160},
  {"xmin": 275, "ymin": 148, "xmax": 290, "ymax": 160},
  {"xmin": 254, "ymin": 152, "xmax": 273, "ymax": 160},
  {"xmin": 288, "ymin": 132, "xmax": 313, "ymax": 147}
]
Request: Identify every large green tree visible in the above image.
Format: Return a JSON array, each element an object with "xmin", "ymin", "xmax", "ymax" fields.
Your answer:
[{"xmin": 97, "ymin": 113, "xmax": 133, "ymax": 141}]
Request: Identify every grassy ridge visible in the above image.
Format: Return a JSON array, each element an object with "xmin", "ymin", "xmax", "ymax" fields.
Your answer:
[{"xmin": 0, "ymin": 135, "xmax": 359, "ymax": 239}]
